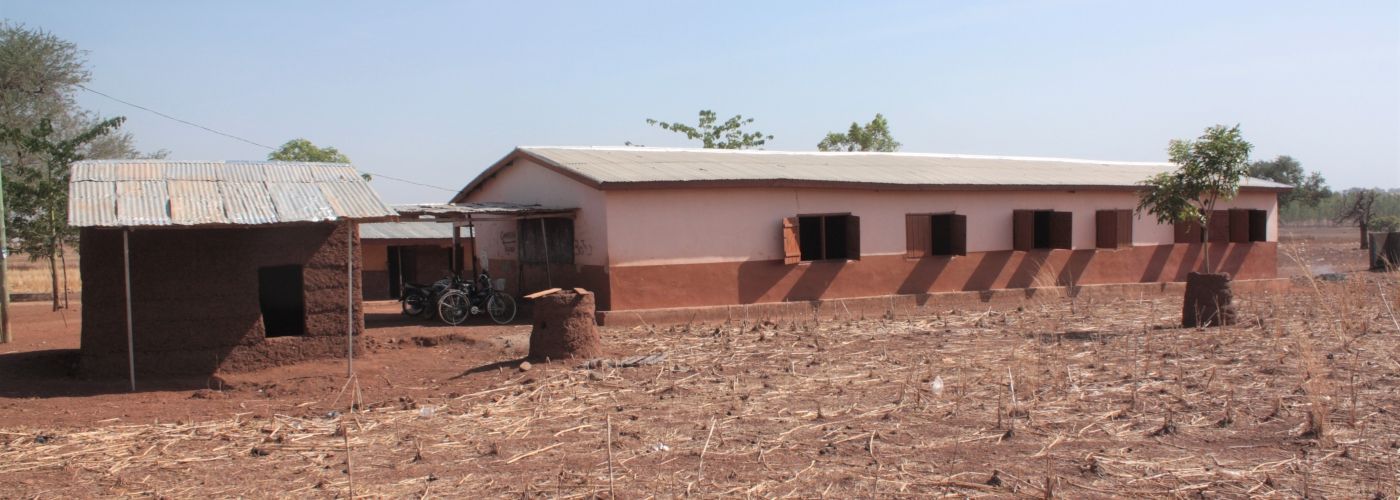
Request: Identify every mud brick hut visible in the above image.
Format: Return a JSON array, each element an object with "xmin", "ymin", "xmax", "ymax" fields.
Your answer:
[
  {"xmin": 451, "ymin": 146, "xmax": 1290, "ymax": 324},
  {"xmin": 359, "ymin": 220, "xmax": 468, "ymax": 300},
  {"xmin": 68, "ymin": 160, "xmax": 396, "ymax": 380}
]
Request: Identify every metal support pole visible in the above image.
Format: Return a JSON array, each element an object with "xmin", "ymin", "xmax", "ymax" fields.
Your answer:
[
  {"xmin": 123, "ymin": 229, "xmax": 135, "ymax": 392},
  {"xmin": 468, "ymin": 214, "xmax": 478, "ymax": 278},
  {"xmin": 346, "ymin": 223, "xmax": 354, "ymax": 377},
  {"xmin": 539, "ymin": 218, "xmax": 552, "ymax": 288}
]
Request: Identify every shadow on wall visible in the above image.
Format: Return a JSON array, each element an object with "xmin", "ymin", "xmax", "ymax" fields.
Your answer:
[
  {"xmin": 782, "ymin": 260, "xmax": 846, "ymax": 302},
  {"xmin": 737, "ymin": 260, "xmax": 792, "ymax": 304},
  {"xmin": 896, "ymin": 257, "xmax": 949, "ymax": 305}
]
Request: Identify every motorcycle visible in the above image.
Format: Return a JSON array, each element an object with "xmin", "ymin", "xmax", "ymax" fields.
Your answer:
[
  {"xmin": 436, "ymin": 270, "xmax": 518, "ymax": 325},
  {"xmin": 399, "ymin": 275, "xmax": 453, "ymax": 318}
]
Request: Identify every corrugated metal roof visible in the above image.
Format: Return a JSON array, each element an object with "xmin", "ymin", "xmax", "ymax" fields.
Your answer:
[
  {"xmin": 69, "ymin": 160, "xmax": 397, "ymax": 228},
  {"xmin": 360, "ymin": 221, "xmax": 465, "ymax": 240},
  {"xmin": 454, "ymin": 147, "xmax": 1291, "ymax": 200}
]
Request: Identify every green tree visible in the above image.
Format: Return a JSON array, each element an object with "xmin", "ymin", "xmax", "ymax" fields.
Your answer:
[
  {"xmin": 268, "ymin": 138, "xmax": 351, "ymax": 163},
  {"xmin": 645, "ymin": 110, "xmax": 772, "ymax": 149},
  {"xmin": 268, "ymin": 138, "xmax": 368, "ymax": 180},
  {"xmin": 1137, "ymin": 124, "xmax": 1254, "ymax": 274},
  {"xmin": 1247, "ymin": 155, "xmax": 1329, "ymax": 208},
  {"xmin": 1, "ymin": 116, "xmax": 126, "ymax": 310},
  {"xmin": 817, "ymin": 113, "xmax": 901, "ymax": 152},
  {"xmin": 1, "ymin": 22, "xmax": 158, "ymax": 309}
]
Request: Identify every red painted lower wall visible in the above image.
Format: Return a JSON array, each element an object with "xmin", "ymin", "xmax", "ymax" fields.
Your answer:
[{"xmin": 606, "ymin": 243, "xmax": 1276, "ymax": 311}]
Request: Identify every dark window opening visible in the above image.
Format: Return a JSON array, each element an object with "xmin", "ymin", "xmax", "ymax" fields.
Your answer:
[
  {"xmin": 518, "ymin": 217, "xmax": 575, "ymax": 265},
  {"xmin": 1014, "ymin": 210, "xmax": 1072, "ymax": 250},
  {"xmin": 794, "ymin": 214, "xmax": 860, "ymax": 262},
  {"xmin": 259, "ymin": 265, "xmax": 305, "ymax": 337},
  {"xmin": 1230, "ymin": 208, "xmax": 1270, "ymax": 243},
  {"xmin": 1033, "ymin": 211, "xmax": 1054, "ymax": 249},
  {"xmin": 930, "ymin": 213, "xmax": 967, "ymax": 256}
]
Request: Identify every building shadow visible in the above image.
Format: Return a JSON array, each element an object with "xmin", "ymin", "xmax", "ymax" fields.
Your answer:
[
  {"xmin": 0, "ymin": 348, "xmax": 216, "ymax": 398},
  {"xmin": 897, "ymin": 257, "xmax": 950, "ymax": 305},
  {"xmin": 783, "ymin": 260, "xmax": 845, "ymax": 302},
  {"xmin": 963, "ymin": 251, "xmax": 1012, "ymax": 291},
  {"xmin": 1139, "ymin": 244, "xmax": 1174, "ymax": 282},
  {"xmin": 737, "ymin": 260, "xmax": 795, "ymax": 304}
]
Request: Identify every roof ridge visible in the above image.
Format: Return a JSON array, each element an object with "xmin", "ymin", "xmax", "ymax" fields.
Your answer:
[{"xmin": 518, "ymin": 145, "xmax": 1174, "ymax": 167}]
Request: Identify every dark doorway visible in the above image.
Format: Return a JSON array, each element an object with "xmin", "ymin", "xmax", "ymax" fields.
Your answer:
[
  {"xmin": 387, "ymin": 246, "xmax": 402, "ymax": 299},
  {"xmin": 258, "ymin": 265, "xmax": 305, "ymax": 337}
]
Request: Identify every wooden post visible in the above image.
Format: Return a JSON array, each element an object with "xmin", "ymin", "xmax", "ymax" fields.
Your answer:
[
  {"xmin": 452, "ymin": 224, "xmax": 461, "ymax": 275},
  {"xmin": 539, "ymin": 218, "xmax": 552, "ymax": 288},
  {"xmin": 346, "ymin": 222, "xmax": 354, "ymax": 378},
  {"xmin": 0, "ymin": 164, "xmax": 9, "ymax": 344},
  {"xmin": 123, "ymin": 229, "xmax": 135, "ymax": 392}
]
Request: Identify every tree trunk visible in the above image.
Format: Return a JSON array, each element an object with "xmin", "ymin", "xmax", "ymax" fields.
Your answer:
[
  {"xmin": 59, "ymin": 245, "xmax": 69, "ymax": 309},
  {"xmin": 47, "ymin": 248, "xmax": 59, "ymax": 311},
  {"xmin": 1359, "ymin": 216, "xmax": 1369, "ymax": 250}
]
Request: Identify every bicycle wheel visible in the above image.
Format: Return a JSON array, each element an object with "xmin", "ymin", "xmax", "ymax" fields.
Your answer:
[
  {"xmin": 486, "ymin": 293, "xmax": 517, "ymax": 325},
  {"xmin": 437, "ymin": 290, "xmax": 471, "ymax": 326}
]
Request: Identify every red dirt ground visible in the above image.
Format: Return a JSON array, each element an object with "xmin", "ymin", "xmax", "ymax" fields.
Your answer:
[{"xmin": 0, "ymin": 226, "xmax": 1392, "ymax": 497}]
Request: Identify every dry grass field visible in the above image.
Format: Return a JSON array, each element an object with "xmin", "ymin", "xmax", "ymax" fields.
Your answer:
[{"xmin": 0, "ymin": 228, "xmax": 1397, "ymax": 498}]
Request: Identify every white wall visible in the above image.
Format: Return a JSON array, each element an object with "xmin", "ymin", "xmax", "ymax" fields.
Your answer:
[
  {"xmin": 603, "ymin": 187, "xmax": 1279, "ymax": 267},
  {"xmin": 461, "ymin": 159, "xmax": 609, "ymax": 268}
]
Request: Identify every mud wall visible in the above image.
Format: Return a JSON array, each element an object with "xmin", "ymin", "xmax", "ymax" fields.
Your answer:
[
  {"xmin": 79, "ymin": 222, "xmax": 364, "ymax": 377},
  {"xmin": 606, "ymin": 242, "xmax": 1277, "ymax": 311}
]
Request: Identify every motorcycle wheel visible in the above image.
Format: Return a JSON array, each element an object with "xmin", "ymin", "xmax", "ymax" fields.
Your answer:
[
  {"xmin": 486, "ymin": 293, "xmax": 517, "ymax": 325},
  {"xmin": 438, "ymin": 291, "xmax": 471, "ymax": 326},
  {"xmin": 402, "ymin": 294, "xmax": 426, "ymax": 316}
]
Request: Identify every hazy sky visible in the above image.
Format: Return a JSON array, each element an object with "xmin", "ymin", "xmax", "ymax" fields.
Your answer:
[{"xmin": 6, "ymin": 1, "xmax": 1398, "ymax": 202}]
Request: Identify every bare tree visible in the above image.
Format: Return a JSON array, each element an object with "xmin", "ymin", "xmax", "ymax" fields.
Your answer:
[{"xmin": 1335, "ymin": 189, "xmax": 1378, "ymax": 249}]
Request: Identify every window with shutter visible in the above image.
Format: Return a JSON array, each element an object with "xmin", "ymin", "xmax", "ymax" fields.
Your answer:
[
  {"xmin": 1228, "ymin": 209, "xmax": 1251, "ymax": 243},
  {"xmin": 1013, "ymin": 210, "xmax": 1034, "ymax": 251},
  {"xmin": 1048, "ymin": 211, "xmax": 1073, "ymax": 249},
  {"xmin": 791, "ymin": 214, "xmax": 859, "ymax": 262},
  {"xmin": 1175, "ymin": 221, "xmax": 1205, "ymax": 243},
  {"xmin": 905, "ymin": 214, "xmax": 932, "ymax": 258},
  {"xmin": 782, "ymin": 217, "xmax": 801, "ymax": 264},
  {"xmin": 1096, "ymin": 209, "xmax": 1134, "ymax": 249},
  {"xmin": 1208, "ymin": 210, "xmax": 1231, "ymax": 243},
  {"xmin": 1117, "ymin": 209, "xmax": 1133, "ymax": 247}
]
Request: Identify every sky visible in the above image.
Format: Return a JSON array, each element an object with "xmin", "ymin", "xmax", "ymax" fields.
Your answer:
[{"xmin": 4, "ymin": 0, "xmax": 1398, "ymax": 202}]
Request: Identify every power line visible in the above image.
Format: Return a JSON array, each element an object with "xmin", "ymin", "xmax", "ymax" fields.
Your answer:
[
  {"xmin": 75, "ymin": 84, "xmax": 460, "ymax": 193},
  {"xmin": 78, "ymin": 84, "xmax": 276, "ymax": 150}
]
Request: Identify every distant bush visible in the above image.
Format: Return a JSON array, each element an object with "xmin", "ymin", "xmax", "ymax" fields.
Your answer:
[
  {"xmin": 1280, "ymin": 189, "xmax": 1400, "ymax": 225},
  {"xmin": 1369, "ymin": 215, "xmax": 1400, "ymax": 232}
]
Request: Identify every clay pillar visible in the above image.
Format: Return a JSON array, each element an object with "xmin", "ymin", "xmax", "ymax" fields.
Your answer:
[
  {"xmin": 1182, "ymin": 272, "xmax": 1237, "ymax": 328},
  {"xmin": 529, "ymin": 290, "xmax": 602, "ymax": 360}
]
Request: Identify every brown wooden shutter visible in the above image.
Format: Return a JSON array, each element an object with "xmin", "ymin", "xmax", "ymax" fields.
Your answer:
[
  {"xmin": 1096, "ymin": 210, "xmax": 1117, "ymax": 249},
  {"xmin": 1117, "ymin": 209, "xmax": 1133, "ymax": 247},
  {"xmin": 1013, "ymin": 210, "xmax": 1034, "ymax": 251},
  {"xmin": 905, "ymin": 214, "xmax": 931, "ymax": 258},
  {"xmin": 1228, "ymin": 209, "xmax": 1251, "ymax": 243},
  {"xmin": 782, "ymin": 217, "xmax": 801, "ymax": 264},
  {"xmin": 846, "ymin": 215, "xmax": 861, "ymax": 260},
  {"xmin": 1049, "ymin": 211, "xmax": 1073, "ymax": 249},
  {"xmin": 1208, "ymin": 210, "xmax": 1231, "ymax": 242},
  {"xmin": 1248, "ymin": 209, "xmax": 1268, "ymax": 242},
  {"xmin": 1175, "ymin": 221, "xmax": 1203, "ymax": 243},
  {"xmin": 950, "ymin": 213, "xmax": 968, "ymax": 256}
]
